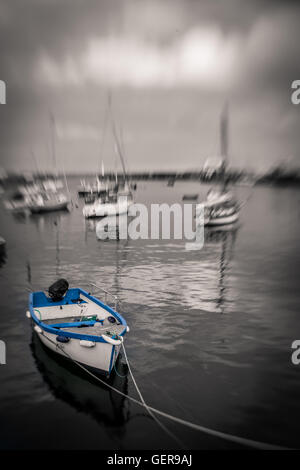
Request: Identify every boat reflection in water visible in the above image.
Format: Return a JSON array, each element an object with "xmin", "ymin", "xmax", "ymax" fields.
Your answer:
[
  {"xmin": 0, "ymin": 237, "xmax": 6, "ymax": 268},
  {"xmin": 95, "ymin": 214, "xmax": 129, "ymax": 242},
  {"xmin": 85, "ymin": 214, "xmax": 130, "ymax": 243},
  {"xmin": 204, "ymin": 223, "xmax": 239, "ymax": 314},
  {"xmin": 30, "ymin": 331, "xmax": 130, "ymax": 436},
  {"xmin": 86, "ymin": 215, "xmax": 239, "ymax": 315}
]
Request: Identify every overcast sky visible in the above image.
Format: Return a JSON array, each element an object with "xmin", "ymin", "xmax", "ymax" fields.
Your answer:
[{"xmin": 1, "ymin": 0, "xmax": 300, "ymax": 173}]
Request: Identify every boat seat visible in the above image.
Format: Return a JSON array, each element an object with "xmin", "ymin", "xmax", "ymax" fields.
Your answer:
[
  {"xmin": 63, "ymin": 323, "xmax": 125, "ymax": 337},
  {"xmin": 43, "ymin": 316, "xmax": 86, "ymax": 325}
]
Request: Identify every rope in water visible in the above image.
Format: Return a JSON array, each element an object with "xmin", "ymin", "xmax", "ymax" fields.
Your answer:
[
  {"xmin": 40, "ymin": 331, "xmax": 185, "ymax": 448},
  {"xmin": 39, "ymin": 331, "xmax": 288, "ymax": 450},
  {"xmin": 121, "ymin": 343, "xmax": 186, "ymax": 449}
]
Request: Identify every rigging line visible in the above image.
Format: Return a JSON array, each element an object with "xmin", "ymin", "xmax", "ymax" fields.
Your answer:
[
  {"xmin": 99, "ymin": 93, "xmax": 111, "ymax": 175},
  {"xmin": 38, "ymin": 332, "xmax": 288, "ymax": 450},
  {"xmin": 61, "ymin": 155, "xmax": 72, "ymax": 206},
  {"xmin": 111, "ymin": 118, "xmax": 127, "ymax": 181},
  {"xmin": 237, "ymin": 183, "xmax": 256, "ymax": 210}
]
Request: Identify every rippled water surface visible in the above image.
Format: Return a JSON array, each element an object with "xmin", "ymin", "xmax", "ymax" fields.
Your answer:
[{"xmin": 0, "ymin": 179, "xmax": 300, "ymax": 449}]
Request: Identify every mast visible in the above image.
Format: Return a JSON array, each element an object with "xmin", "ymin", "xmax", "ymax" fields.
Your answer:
[
  {"xmin": 220, "ymin": 102, "xmax": 229, "ymax": 191},
  {"xmin": 108, "ymin": 93, "xmax": 128, "ymax": 184},
  {"xmin": 98, "ymin": 94, "xmax": 110, "ymax": 177},
  {"xmin": 49, "ymin": 112, "xmax": 57, "ymax": 176},
  {"xmin": 112, "ymin": 119, "xmax": 127, "ymax": 183}
]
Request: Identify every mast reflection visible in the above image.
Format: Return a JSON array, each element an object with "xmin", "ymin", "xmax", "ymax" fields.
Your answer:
[{"xmin": 204, "ymin": 223, "xmax": 239, "ymax": 313}]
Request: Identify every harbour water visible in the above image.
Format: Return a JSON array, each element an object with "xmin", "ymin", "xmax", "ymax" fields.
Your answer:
[{"xmin": 0, "ymin": 179, "xmax": 300, "ymax": 449}]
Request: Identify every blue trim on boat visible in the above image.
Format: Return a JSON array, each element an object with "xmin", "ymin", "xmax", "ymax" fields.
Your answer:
[
  {"xmin": 28, "ymin": 288, "xmax": 127, "ymax": 344},
  {"xmin": 50, "ymin": 320, "xmax": 97, "ymax": 328}
]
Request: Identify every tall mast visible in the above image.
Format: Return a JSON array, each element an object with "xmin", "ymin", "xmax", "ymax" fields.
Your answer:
[
  {"xmin": 98, "ymin": 94, "xmax": 110, "ymax": 177},
  {"xmin": 49, "ymin": 112, "xmax": 57, "ymax": 176},
  {"xmin": 108, "ymin": 93, "xmax": 127, "ymax": 183},
  {"xmin": 112, "ymin": 118, "xmax": 127, "ymax": 183},
  {"xmin": 220, "ymin": 102, "xmax": 229, "ymax": 190}
]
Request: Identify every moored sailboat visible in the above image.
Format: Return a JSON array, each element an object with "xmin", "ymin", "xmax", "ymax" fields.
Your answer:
[
  {"xmin": 83, "ymin": 100, "xmax": 133, "ymax": 219},
  {"xmin": 201, "ymin": 104, "xmax": 240, "ymax": 226},
  {"xmin": 28, "ymin": 113, "xmax": 71, "ymax": 214},
  {"xmin": 83, "ymin": 182, "xmax": 133, "ymax": 218}
]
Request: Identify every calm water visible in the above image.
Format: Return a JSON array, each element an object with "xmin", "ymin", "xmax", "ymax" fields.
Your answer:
[{"xmin": 0, "ymin": 179, "xmax": 300, "ymax": 449}]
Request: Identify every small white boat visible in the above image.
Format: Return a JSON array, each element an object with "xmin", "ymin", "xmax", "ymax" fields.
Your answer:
[
  {"xmin": 202, "ymin": 189, "xmax": 239, "ymax": 226},
  {"xmin": 4, "ymin": 184, "xmax": 39, "ymax": 212},
  {"xmin": 28, "ymin": 193, "xmax": 69, "ymax": 214},
  {"xmin": 78, "ymin": 177, "xmax": 109, "ymax": 197},
  {"xmin": 28, "ymin": 280, "xmax": 129, "ymax": 377},
  {"xmin": 205, "ymin": 207, "xmax": 239, "ymax": 226},
  {"xmin": 83, "ymin": 187, "xmax": 133, "ymax": 218},
  {"xmin": 198, "ymin": 104, "xmax": 240, "ymax": 227}
]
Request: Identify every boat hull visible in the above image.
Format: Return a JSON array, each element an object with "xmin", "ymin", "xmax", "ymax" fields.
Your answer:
[
  {"xmin": 29, "ymin": 200, "xmax": 69, "ymax": 214},
  {"xmin": 35, "ymin": 328, "xmax": 121, "ymax": 376},
  {"xmin": 78, "ymin": 189, "xmax": 106, "ymax": 197},
  {"xmin": 205, "ymin": 211, "xmax": 239, "ymax": 226},
  {"xmin": 83, "ymin": 200, "xmax": 133, "ymax": 218}
]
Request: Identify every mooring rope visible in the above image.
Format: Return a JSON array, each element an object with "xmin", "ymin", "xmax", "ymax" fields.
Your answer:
[
  {"xmin": 121, "ymin": 343, "xmax": 186, "ymax": 449},
  {"xmin": 39, "ymin": 331, "xmax": 288, "ymax": 450}
]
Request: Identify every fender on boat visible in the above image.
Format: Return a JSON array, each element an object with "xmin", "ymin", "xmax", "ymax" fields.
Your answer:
[
  {"xmin": 101, "ymin": 334, "xmax": 123, "ymax": 346},
  {"xmin": 80, "ymin": 340, "xmax": 96, "ymax": 348},
  {"xmin": 34, "ymin": 325, "xmax": 43, "ymax": 334}
]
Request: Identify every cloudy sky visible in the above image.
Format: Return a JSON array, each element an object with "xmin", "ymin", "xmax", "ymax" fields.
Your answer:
[{"xmin": 1, "ymin": 0, "xmax": 300, "ymax": 173}]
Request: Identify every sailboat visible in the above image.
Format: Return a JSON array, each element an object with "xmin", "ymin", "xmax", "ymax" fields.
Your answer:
[
  {"xmin": 83, "ymin": 105, "xmax": 133, "ymax": 219},
  {"xmin": 200, "ymin": 104, "xmax": 240, "ymax": 226},
  {"xmin": 78, "ymin": 162, "xmax": 110, "ymax": 199},
  {"xmin": 78, "ymin": 99, "xmax": 112, "ymax": 198},
  {"xmin": 78, "ymin": 178, "xmax": 108, "ymax": 198},
  {"xmin": 28, "ymin": 114, "xmax": 70, "ymax": 214}
]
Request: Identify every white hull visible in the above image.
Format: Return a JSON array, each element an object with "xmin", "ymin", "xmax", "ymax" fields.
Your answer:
[
  {"xmin": 83, "ymin": 199, "xmax": 133, "ymax": 218},
  {"xmin": 29, "ymin": 200, "xmax": 69, "ymax": 214},
  {"xmin": 4, "ymin": 198, "xmax": 31, "ymax": 212},
  {"xmin": 35, "ymin": 329, "xmax": 121, "ymax": 375},
  {"xmin": 205, "ymin": 211, "xmax": 239, "ymax": 226},
  {"xmin": 29, "ymin": 287, "xmax": 128, "ymax": 377}
]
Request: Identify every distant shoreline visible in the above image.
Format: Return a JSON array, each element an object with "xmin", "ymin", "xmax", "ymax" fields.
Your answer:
[{"xmin": 2, "ymin": 167, "xmax": 300, "ymax": 187}]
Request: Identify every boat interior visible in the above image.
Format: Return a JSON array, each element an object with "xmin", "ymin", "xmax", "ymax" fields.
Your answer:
[{"xmin": 32, "ymin": 289, "xmax": 125, "ymax": 338}]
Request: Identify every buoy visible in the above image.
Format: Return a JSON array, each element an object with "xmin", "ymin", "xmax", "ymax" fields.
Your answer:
[{"xmin": 26, "ymin": 310, "xmax": 31, "ymax": 319}]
